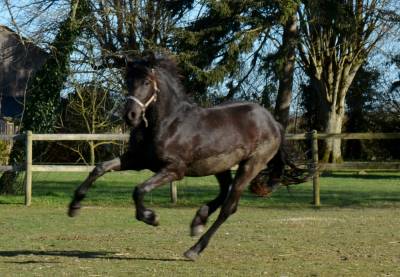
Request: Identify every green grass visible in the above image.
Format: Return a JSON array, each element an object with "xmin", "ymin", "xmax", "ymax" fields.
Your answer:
[{"xmin": 0, "ymin": 171, "xmax": 399, "ymax": 276}]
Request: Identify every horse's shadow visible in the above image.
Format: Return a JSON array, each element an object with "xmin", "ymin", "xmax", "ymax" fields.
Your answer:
[{"xmin": 0, "ymin": 250, "xmax": 189, "ymax": 262}]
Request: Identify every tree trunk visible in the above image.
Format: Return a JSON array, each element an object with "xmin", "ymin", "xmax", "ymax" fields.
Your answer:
[
  {"xmin": 89, "ymin": 140, "xmax": 95, "ymax": 166},
  {"xmin": 274, "ymin": 11, "xmax": 297, "ymax": 129},
  {"xmin": 321, "ymin": 106, "xmax": 345, "ymax": 163}
]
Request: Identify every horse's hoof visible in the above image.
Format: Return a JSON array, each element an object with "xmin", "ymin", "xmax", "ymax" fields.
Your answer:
[
  {"xmin": 183, "ymin": 249, "xmax": 199, "ymax": 261},
  {"xmin": 137, "ymin": 209, "xmax": 159, "ymax": 226},
  {"xmin": 190, "ymin": 225, "xmax": 205, "ymax": 237},
  {"xmin": 68, "ymin": 206, "xmax": 80, "ymax": 217},
  {"xmin": 148, "ymin": 214, "xmax": 160, "ymax": 227}
]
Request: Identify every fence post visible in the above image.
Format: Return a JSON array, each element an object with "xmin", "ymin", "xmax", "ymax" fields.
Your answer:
[
  {"xmin": 25, "ymin": 130, "xmax": 32, "ymax": 206},
  {"xmin": 310, "ymin": 130, "xmax": 320, "ymax": 207},
  {"xmin": 170, "ymin": 182, "xmax": 177, "ymax": 204}
]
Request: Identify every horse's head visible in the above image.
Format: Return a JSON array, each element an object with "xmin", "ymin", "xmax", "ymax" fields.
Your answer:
[{"xmin": 124, "ymin": 54, "xmax": 159, "ymax": 128}]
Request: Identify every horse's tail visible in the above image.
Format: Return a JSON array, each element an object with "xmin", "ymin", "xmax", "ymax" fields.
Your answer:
[{"xmin": 249, "ymin": 133, "xmax": 310, "ymax": 197}]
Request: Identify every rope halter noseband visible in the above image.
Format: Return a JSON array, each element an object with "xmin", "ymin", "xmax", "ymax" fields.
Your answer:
[{"xmin": 126, "ymin": 69, "xmax": 160, "ymax": 128}]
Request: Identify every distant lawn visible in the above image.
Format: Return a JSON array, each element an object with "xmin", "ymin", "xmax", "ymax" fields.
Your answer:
[{"xmin": 0, "ymin": 171, "xmax": 399, "ymax": 208}]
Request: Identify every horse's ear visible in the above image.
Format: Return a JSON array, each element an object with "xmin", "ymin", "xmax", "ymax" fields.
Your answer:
[{"xmin": 143, "ymin": 50, "xmax": 156, "ymax": 67}]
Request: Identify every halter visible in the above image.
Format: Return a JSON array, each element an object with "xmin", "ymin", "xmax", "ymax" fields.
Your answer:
[{"xmin": 126, "ymin": 71, "xmax": 160, "ymax": 128}]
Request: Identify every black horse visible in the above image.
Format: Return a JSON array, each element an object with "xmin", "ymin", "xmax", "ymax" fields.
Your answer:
[{"xmin": 68, "ymin": 54, "xmax": 302, "ymax": 261}]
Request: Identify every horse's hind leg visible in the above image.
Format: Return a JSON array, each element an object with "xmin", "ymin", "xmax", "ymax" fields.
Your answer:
[
  {"xmin": 184, "ymin": 157, "xmax": 269, "ymax": 261},
  {"xmin": 68, "ymin": 157, "xmax": 121, "ymax": 217},
  {"xmin": 190, "ymin": 170, "xmax": 232, "ymax": 236}
]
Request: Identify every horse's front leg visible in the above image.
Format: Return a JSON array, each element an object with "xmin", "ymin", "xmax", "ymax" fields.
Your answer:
[
  {"xmin": 133, "ymin": 168, "xmax": 182, "ymax": 226},
  {"xmin": 68, "ymin": 157, "xmax": 121, "ymax": 217}
]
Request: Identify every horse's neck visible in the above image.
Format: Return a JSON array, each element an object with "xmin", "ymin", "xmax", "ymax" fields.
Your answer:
[
  {"xmin": 151, "ymin": 86, "xmax": 192, "ymax": 124},
  {"xmin": 156, "ymin": 91, "xmax": 179, "ymax": 116}
]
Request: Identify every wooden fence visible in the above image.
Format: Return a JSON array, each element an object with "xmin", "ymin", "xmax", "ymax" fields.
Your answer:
[{"xmin": 1, "ymin": 131, "xmax": 399, "ymax": 207}]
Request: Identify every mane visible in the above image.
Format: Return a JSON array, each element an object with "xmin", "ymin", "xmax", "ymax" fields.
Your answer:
[
  {"xmin": 155, "ymin": 56, "xmax": 182, "ymax": 80},
  {"xmin": 154, "ymin": 56, "xmax": 189, "ymax": 99}
]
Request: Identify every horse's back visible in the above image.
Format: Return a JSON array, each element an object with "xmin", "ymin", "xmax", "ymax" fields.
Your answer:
[{"xmin": 199, "ymin": 102, "xmax": 281, "ymax": 142}]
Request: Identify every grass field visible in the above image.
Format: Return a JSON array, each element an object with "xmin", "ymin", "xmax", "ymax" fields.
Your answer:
[{"xmin": 0, "ymin": 171, "xmax": 399, "ymax": 276}]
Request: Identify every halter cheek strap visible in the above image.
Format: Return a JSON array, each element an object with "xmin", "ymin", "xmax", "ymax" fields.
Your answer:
[{"xmin": 126, "ymin": 78, "xmax": 159, "ymax": 128}]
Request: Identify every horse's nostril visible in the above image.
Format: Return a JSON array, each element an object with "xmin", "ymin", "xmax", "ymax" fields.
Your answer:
[{"xmin": 128, "ymin": 111, "xmax": 136, "ymax": 120}]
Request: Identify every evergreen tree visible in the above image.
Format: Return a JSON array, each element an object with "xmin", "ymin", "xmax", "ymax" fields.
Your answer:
[{"xmin": 174, "ymin": 1, "xmax": 284, "ymax": 104}]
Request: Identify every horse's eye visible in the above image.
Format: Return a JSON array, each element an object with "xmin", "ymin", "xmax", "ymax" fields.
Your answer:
[{"xmin": 144, "ymin": 80, "xmax": 150, "ymax": 86}]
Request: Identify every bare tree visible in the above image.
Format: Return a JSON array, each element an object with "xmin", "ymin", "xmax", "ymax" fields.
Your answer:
[
  {"xmin": 76, "ymin": 0, "xmax": 192, "ymax": 69},
  {"xmin": 297, "ymin": 0, "xmax": 397, "ymax": 162},
  {"xmin": 59, "ymin": 84, "xmax": 121, "ymax": 165}
]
